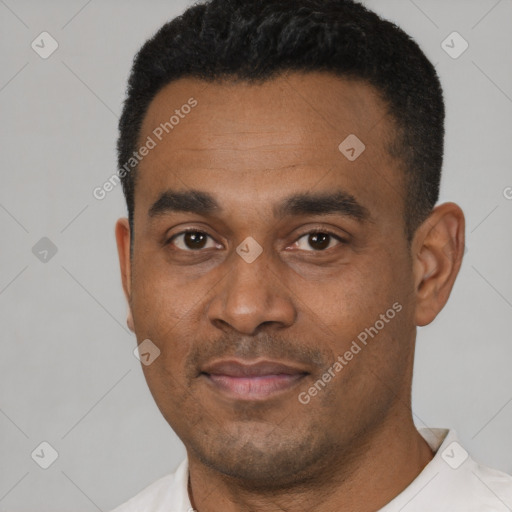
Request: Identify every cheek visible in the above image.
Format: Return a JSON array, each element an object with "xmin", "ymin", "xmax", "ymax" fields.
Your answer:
[
  {"xmin": 298, "ymin": 259, "xmax": 398, "ymax": 331},
  {"xmin": 141, "ymin": 363, "xmax": 194, "ymax": 430},
  {"xmin": 130, "ymin": 277, "xmax": 202, "ymax": 393},
  {"xmin": 130, "ymin": 263, "xmax": 200, "ymax": 336},
  {"xmin": 297, "ymin": 255, "xmax": 414, "ymax": 377}
]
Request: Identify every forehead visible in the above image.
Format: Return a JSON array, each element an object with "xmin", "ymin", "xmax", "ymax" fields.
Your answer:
[
  {"xmin": 134, "ymin": 72, "xmax": 402, "ymax": 219},
  {"xmin": 140, "ymin": 72, "xmax": 392, "ymax": 151}
]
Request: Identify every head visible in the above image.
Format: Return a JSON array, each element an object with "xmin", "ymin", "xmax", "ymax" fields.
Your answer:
[{"xmin": 115, "ymin": 0, "xmax": 464, "ymax": 488}]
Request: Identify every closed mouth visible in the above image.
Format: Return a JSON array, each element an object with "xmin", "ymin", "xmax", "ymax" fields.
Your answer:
[{"xmin": 200, "ymin": 359, "xmax": 309, "ymax": 400}]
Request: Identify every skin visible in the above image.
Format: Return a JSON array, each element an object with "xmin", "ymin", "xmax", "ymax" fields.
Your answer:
[{"xmin": 115, "ymin": 72, "xmax": 465, "ymax": 512}]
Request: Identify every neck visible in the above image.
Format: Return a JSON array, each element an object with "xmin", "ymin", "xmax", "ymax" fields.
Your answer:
[{"xmin": 187, "ymin": 414, "xmax": 434, "ymax": 512}]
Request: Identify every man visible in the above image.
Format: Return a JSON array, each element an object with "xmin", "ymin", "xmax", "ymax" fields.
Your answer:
[{"xmin": 111, "ymin": 0, "xmax": 512, "ymax": 510}]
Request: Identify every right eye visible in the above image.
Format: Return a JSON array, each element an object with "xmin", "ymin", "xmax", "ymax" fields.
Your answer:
[{"xmin": 166, "ymin": 230, "xmax": 220, "ymax": 251}]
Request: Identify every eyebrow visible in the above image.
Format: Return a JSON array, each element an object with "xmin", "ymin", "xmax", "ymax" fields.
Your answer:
[
  {"xmin": 148, "ymin": 189, "xmax": 219, "ymax": 218},
  {"xmin": 273, "ymin": 190, "xmax": 370, "ymax": 221},
  {"xmin": 148, "ymin": 188, "xmax": 370, "ymax": 222}
]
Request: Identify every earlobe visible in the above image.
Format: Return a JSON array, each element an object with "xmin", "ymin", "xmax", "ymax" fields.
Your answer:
[
  {"xmin": 127, "ymin": 309, "xmax": 135, "ymax": 332},
  {"xmin": 412, "ymin": 202, "xmax": 465, "ymax": 327}
]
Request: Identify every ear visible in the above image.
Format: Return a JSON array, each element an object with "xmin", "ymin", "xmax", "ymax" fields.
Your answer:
[
  {"xmin": 115, "ymin": 218, "xmax": 135, "ymax": 332},
  {"xmin": 411, "ymin": 202, "xmax": 465, "ymax": 326}
]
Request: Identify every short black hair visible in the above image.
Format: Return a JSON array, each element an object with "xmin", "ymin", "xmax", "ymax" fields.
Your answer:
[{"xmin": 117, "ymin": 0, "xmax": 444, "ymax": 245}]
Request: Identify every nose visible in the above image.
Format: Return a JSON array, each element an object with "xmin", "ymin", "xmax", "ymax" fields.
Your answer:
[{"xmin": 206, "ymin": 247, "xmax": 297, "ymax": 335}]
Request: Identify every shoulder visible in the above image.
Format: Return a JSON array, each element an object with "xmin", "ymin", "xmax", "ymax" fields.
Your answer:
[
  {"xmin": 382, "ymin": 428, "xmax": 512, "ymax": 512},
  {"xmin": 461, "ymin": 460, "xmax": 512, "ymax": 510},
  {"xmin": 432, "ymin": 431, "xmax": 512, "ymax": 510},
  {"xmin": 426, "ymin": 428, "xmax": 512, "ymax": 511}
]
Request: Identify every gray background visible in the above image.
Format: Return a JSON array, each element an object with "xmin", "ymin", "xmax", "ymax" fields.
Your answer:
[{"xmin": 1, "ymin": 0, "xmax": 511, "ymax": 510}]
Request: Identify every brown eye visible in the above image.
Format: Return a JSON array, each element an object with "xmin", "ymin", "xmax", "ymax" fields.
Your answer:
[
  {"xmin": 169, "ymin": 231, "xmax": 217, "ymax": 251},
  {"xmin": 184, "ymin": 232, "xmax": 207, "ymax": 249},
  {"xmin": 294, "ymin": 231, "xmax": 345, "ymax": 251},
  {"xmin": 308, "ymin": 233, "xmax": 330, "ymax": 250}
]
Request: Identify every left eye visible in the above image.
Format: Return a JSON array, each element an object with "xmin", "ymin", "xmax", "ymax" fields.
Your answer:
[
  {"xmin": 293, "ymin": 231, "xmax": 344, "ymax": 251},
  {"xmin": 168, "ymin": 231, "xmax": 218, "ymax": 251}
]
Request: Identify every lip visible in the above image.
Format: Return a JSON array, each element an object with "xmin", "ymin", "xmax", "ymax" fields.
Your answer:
[{"xmin": 200, "ymin": 359, "xmax": 309, "ymax": 400}]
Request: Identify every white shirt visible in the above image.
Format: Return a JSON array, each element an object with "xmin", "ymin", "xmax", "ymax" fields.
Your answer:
[{"xmin": 109, "ymin": 428, "xmax": 512, "ymax": 512}]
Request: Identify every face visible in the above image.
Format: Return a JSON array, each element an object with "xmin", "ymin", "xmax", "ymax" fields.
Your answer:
[{"xmin": 117, "ymin": 72, "xmax": 423, "ymax": 487}]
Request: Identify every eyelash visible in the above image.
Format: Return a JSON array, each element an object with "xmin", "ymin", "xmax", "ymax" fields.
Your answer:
[{"xmin": 165, "ymin": 228, "xmax": 348, "ymax": 252}]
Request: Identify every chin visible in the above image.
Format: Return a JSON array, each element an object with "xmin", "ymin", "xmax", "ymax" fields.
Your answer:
[{"xmin": 188, "ymin": 421, "xmax": 332, "ymax": 489}]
